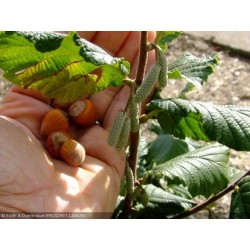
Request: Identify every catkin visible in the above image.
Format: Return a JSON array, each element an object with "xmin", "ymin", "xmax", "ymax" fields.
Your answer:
[
  {"xmin": 107, "ymin": 111, "xmax": 126, "ymax": 147},
  {"xmin": 116, "ymin": 116, "xmax": 131, "ymax": 151},
  {"xmin": 134, "ymin": 63, "xmax": 161, "ymax": 103},
  {"xmin": 129, "ymin": 98, "xmax": 140, "ymax": 133},
  {"xmin": 129, "ymin": 185, "xmax": 142, "ymax": 201},
  {"xmin": 125, "ymin": 164, "xmax": 134, "ymax": 196},
  {"xmin": 140, "ymin": 188, "xmax": 149, "ymax": 207},
  {"xmin": 156, "ymin": 46, "xmax": 168, "ymax": 89}
]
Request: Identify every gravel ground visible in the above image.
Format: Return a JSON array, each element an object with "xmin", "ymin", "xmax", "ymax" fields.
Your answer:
[{"xmin": 0, "ymin": 33, "xmax": 250, "ymax": 218}]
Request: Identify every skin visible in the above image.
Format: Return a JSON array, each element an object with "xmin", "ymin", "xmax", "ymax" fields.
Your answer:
[{"xmin": 0, "ymin": 31, "xmax": 156, "ymax": 217}]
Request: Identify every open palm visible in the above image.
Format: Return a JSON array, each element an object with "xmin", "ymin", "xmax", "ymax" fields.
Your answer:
[{"xmin": 0, "ymin": 32, "xmax": 156, "ymax": 217}]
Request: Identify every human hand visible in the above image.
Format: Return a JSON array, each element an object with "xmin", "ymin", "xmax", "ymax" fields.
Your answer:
[{"xmin": 0, "ymin": 32, "xmax": 156, "ymax": 217}]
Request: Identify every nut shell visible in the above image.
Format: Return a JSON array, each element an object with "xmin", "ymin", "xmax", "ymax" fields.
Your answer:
[
  {"xmin": 60, "ymin": 139, "xmax": 86, "ymax": 167},
  {"xmin": 68, "ymin": 100, "xmax": 97, "ymax": 127},
  {"xmin": 46, "ymin": 131, "xmax": 71, "ymax": 158},
  {"xmin": 40, "ymin": 109, "xmax": 69, "ymax": 137}
]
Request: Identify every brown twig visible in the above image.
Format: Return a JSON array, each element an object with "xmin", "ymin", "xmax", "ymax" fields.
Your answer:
[
  {"xmin": 173, "ymin": 168, "xmax": 250, "ymax": 219},
  {"xmin": 120, "ymin": 31, "xmax": 148, "ymax": 218},
  {"xmin": 128, "ymin": 31, "xmax": 148, "ymax": 179},
  {"xmin": 135, "ymin": 31, "xmax": 148, "ymax": 87}
]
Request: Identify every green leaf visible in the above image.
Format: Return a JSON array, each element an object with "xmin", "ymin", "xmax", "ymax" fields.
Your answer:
[
  {"xmin": 168, "ymin": 69, "xmax": 182, "ymax": 79},
  {"xmin": 148, "ymin": 98, "xmax": 250, "ymax": 151},
  {"xmin": 149, "ymin": 123, "xmax": 202, "ymax": 151},
  {"xmin": 167, "ymin": 184, "xmax": 193, "ymax": 199},
  {"xmin": 137, "ymin": 135, "xmax": 152, "ymax": 178},
  {"xmin": 144, "ymin": 184, "xmax": 196, "ymax": 207},
  {"xmin": 133, "ymin": 184, "xmax": 196, "ymax": 218},
  {"xmin": 229, "ymin": 176, "xmax": 250, "ymax": 219},
  {"xmin": 0, "ymin": 31, "xmax": 130, "ymax": 103},
  {"xmin": 155, "ymin": 31, "xmax": 182, "ymax": 51},
  {"xmin": 147, "ymin": 134, "xmax": 191, "ymax": 164},
  {"xmin": 168, "ymin": 53, "xmax": 219, "ymax": 96},
  {"xmin": 149, "ymin": 143, "xmax": 230, "ymax": 198},
  {"xmin": 150, "ymin": 121, "xmax": 163, "ymax": 135}
]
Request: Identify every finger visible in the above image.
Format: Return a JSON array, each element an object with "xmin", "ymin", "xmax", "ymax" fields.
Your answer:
[
  {"xmin": 0, "ymin": 86, "xmax": 51, "ymax": 139},
  {"xmin": 82, "ymin": 32, "xmax": 157, "ymax": 123},
  {"xmin": 77, "ymin": 32, "xmax": 139, "ymax": 123},
  {"xmin": 9, "ymin": 86, "xmax": 50, "ymax": 104},
  {"xmin": 103, "ymin": 85, "xmax": 130, "ymax": 131},
  {"xmin": 89, "ymin": 87, "xmax": 121, "ymax": 122},
  {"xmin": 114, "ymin": 32, "xmax": 141, "ymax": 78},
  {"xmin": 77, "ymin": 31, "xmax": 97, "ymax": 41},
  {"xmin": 85, "ymin": 32, "xmax": 131, "ymax": 57},
  {"xmin": 78, "ymin": 125, "xmax": 126, "ymax": 179},
  {"xmin": 90, "ymin": 32, "xmax": 157, "ymax": 124}
]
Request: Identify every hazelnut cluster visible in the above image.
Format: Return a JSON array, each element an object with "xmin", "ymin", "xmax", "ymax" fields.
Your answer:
[{"xmin": 40, "ymin": 99, "xmax": 97, "ymax": 167}]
